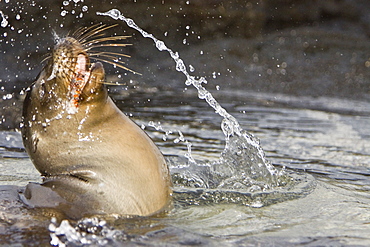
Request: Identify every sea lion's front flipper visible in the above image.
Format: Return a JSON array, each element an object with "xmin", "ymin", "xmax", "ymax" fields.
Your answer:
[{"xmin": 19, "ymin": 182, "xmax": 68, "ymax": 208}]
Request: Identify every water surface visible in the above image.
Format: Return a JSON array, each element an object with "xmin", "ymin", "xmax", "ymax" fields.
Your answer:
[{"xmin": 1, "ymin": 88, "xmax": 369, "ymax": 246}]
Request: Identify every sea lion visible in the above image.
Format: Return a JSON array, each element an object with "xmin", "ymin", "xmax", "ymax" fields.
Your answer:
[{"xmin": 20, "ymin": 24, "xmax": 172, "ymax": 219}]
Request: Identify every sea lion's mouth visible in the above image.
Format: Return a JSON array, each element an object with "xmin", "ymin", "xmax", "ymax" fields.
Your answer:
[
  {"xmin": 70, "ymin": 54, "xmax": 92, "ymax": 108},
  {"xmin": 69, "ymin": 53, "xmax": 105, "ymax": 109}
]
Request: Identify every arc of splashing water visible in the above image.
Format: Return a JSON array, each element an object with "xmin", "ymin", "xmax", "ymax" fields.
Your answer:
[
  {"xmin": 97, "ymin": 9, "xmax": 277, "ymax": 177},
  {"xmin": 97, "ymin": 9, "xmax": 242, "ymax": 141}
]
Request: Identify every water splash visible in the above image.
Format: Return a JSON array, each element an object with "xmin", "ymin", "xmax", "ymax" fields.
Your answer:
[
  {"xmin": 97, "ymin": 9, "xmax": 279, "ymax": 187},
  {"xmin": 49, "ymin": 217, "xmax": 126, "ymax": 246},
  {"xmin": 147, "ymin": 121, "xmax": 196, "ymax": 163},
  {"xmin": 0, "ymin": 10, "xmax": 8, "ymax": 28},
  {"xmin": 96, "ymin": 10, "xmax": 240, "ymax": 137}
]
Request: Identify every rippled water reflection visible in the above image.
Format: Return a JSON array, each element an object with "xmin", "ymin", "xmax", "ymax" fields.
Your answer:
[{"xmin": 1, "ymin": 88, "xmax": 369, "ymax": 246}]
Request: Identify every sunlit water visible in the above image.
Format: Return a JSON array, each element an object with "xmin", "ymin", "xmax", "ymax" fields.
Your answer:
[
  {"xmin": 1, "ymin": 6, "xmax": 370, "ymax": 247},
  {"xmin": 1, "ymin": 88, "xmax": 370, "ymax": 246}
]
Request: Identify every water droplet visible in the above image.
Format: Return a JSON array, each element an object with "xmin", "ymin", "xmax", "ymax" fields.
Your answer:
[
  {"xmin": 221, "ymin": 119, "xmax": 233, "ymax": 138},
  {"xmin": 156, "ymin": 40, "xmax": 167, "ymax": 51},
  {"xmin": 31, "ymin": 134, "xmax": 39, "ymax": 153},
  {"xmin": 2, "ymin": 93, "xmax": 12, "ymax": 100},
  {"xmin": 148, "ymin": 121, "xmax": 163, "ymax": 131},
  {"xmin": 0, "ymin": 11, "xmax": 8, "ymax": 27},
  {"xmin": 82, "ymin": 6, "xmax": 88, "ymax": 12},
  {"xmin": 189, "ymin": 64, "xmax": 195, "ymax": 72},
  {"xmin": 60, "ymin": 10, "xmax": 68, "ymax": 17},
  {"xmin": 106, "ymin": 9, "xmax": 122, "ymax": 20},
  {"xmin": 175, "ymin": 59, "xmax": 185, "ymax": 72}
]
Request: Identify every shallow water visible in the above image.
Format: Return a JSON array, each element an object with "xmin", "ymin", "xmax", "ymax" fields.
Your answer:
[{"xmin": 1, "ymin": 88, "xmax": 370, "ymax": 246}]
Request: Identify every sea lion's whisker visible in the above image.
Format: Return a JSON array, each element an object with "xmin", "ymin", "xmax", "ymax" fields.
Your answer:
[
  {"xmin": 89, "ymin": 53, "xmax": 132, "ymax": 70},
  {"xmin": 90, "ymin": 36, "xmax": 130, "ymax": 42},
  {"xmin": 102, "ymin": 81, "xmax": 127, "ymax": 86},
  {"xmin": 89, "ymin": 51, "xmax": 131, "ymax": 59},
  {"xmin": 41, "ymin": 55, "xmax": 51, "ymax": 64},
  {"xmin": 85, "ymin": 44, "xmax": 132, "ymax": 50},
  {"xmin": 82, "ymin": 36, "xmax": 131, "ymax": 46},
  {"xmin": 91, "ymin": 57, "xmax": 127, "ymax": 67},
  {"xmin": 86, "ymin": 34, "xmax": 129, "ymax": 40},
  {"xmin": 92, "ymin": 57, "xmax": 141, "ymax": 75},
  {"xmin": 71, "ymin": 23, "xmax": 102, "ymax": 39},
  {"xmin": 79, "ymin": 32, "xmax": 108, "ymax": 44},
  {"xmin": 77, "ymin": 24, "xmax": 119, "ymax": 44},
  {"xmin": 89, "ymin": 54, "xmax": 126, "ymax": 63},
  {"xmin": 72, "ymin": 23, "xmax": 107, "ymax": 40}
]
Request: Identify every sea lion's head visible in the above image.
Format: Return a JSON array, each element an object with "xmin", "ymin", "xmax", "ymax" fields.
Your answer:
[
  {"xmin": 21, "ymin": 24, "xmax": 134, "ymax": 155},
  {"xmin": 45, "ymin": 36, "xmax": 104, "ymax": 109},
  {"xmin": 47, "ymin": 37, "xmax": 105, "ymax": 107},
  {"xmin": 35, "ymin": 24, "xmax": 132, "ymax": 112}
]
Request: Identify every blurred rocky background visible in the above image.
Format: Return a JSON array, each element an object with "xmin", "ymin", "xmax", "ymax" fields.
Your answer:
[{"xmin": 0, "ymin": 0, "xmax": 369, "ymax": 129}]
